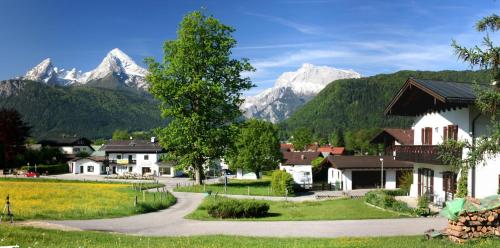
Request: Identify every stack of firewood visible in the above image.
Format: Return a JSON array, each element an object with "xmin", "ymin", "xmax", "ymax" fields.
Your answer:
[{"xmin": 446, "ymin": 207, "xmax": 500, "ymax": 243}]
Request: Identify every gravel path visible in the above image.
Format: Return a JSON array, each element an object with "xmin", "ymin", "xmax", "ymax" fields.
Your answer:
[{"xmin": 25, "ymin": 192, "xmax": 448, "ymax": 238}]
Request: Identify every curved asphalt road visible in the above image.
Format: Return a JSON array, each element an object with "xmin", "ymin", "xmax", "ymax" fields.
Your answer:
[{"xmin": 23, "ymin": 192, "xmax": 449, "ymax": 238}]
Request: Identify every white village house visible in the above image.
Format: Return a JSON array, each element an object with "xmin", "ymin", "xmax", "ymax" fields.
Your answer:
[
  {"xmin": 39, "ymin": 137, "xmax": 94, "ymax": 160},
  {"xmin": 382, "ymin": 78, "xmax": 500, "ymax": 204},
  {"xmin": 69, "ymin": 138, "xmax": 176, "ymax": 177}
]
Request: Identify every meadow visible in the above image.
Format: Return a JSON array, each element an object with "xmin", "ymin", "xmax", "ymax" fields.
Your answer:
[
  {"xmin": 0, "ymin": 226, "xmax": 498, "ymax": 248},
  {"xmin": 174, "ymin": 178, "xmax": 286, "ymax": 196},
  {"xmin": 0, "ymin": 178, "xmax": 175, "ymax": 220},
  {"xmin": 187, "ymin": 196, "xmax": 406, "ymax": 221}
]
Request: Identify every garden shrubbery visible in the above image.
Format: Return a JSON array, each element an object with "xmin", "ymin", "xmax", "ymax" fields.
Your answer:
[
  {"xmin": 21, "ymin": 163, "xmax": 69, "ymax": 175},
  {"xmin": 365, "ymin": 190, "xmax": 414, "ymax": 214},
  {"xmin": 201, "ymin": 197, "xmax": 269, "ymax": 218},
  {"xmin": 271, "ymin": 170, "xmax": 294, "ymax": 196}
]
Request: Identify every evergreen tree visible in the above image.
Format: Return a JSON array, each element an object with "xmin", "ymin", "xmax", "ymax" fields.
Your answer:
[
  {"xmin": 146, "ymin": 11, "xmax": 253, "ymax": 184},
  {"xmin": 441, "ymin": 14, "xmax": 500, "ymax": 197},
  {"xmin": 0, "ymin": 108, "xmax": 31, "ymax": 170}
]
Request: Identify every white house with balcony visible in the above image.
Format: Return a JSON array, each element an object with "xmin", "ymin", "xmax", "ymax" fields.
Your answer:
[
  {"xmin": 383, "ymin": 78, "xmax": 499, "ymax": 205},
  {"xmin": 100, "ymin": 138, "xmax": 176, "ymax": 177}
]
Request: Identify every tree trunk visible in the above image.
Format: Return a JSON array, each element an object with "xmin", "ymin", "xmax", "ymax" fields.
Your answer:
[
  {"xmin": 255, "ymin": 170, "xmax": 260, "ymax": 179},
  {"xmin": 194, "ymin": 165, "xmax": 203, "ymax": 185}
]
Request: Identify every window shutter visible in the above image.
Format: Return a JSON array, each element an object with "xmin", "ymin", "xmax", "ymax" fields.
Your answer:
[
  {"xmin": 428, "ymin": 127, "xmax": 433, "ymax": 145},
  {"xmin": 421, "ymin": 128, "xmax": 425, "ymax": 144},
  {"xmin": 453, "ymin": 125, "xmax": 458, "ymax": 140},
  {"xmin": 443, "ymin": 126, "xmax": 448, "ymax": 141}
]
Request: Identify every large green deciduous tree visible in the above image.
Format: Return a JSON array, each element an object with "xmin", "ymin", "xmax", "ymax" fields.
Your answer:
[
  {"xmin": 227, "ymin": 119, "xmax": 282, "ymax": 179},
  {"xmin": 146, "ymin": 11, "xmax": 254, "ymax": 184},
  {"xmin": 441, "ymin": 14, "xmax": 500, "ymax": 197}
]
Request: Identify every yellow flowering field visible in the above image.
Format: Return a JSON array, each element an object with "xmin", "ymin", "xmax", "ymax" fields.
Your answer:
[{"xmin": 0, "ymin": 179, "xmax": 175, "ymax": 220}]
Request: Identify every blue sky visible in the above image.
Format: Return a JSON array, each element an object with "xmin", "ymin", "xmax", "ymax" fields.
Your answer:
[{"xmin": 0, "ymin": 0, "xmax": 499, "ymax": 95}]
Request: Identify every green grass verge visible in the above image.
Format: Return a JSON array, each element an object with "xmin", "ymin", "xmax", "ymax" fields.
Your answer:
[
  {"xmin": 187, "ymin": 196, "xmax": 407, "ymax": 221},
  {"xmin": 0, "ymin": 178, "xmax": 174, "ymax": 220},
  {"xmin": 0, "ymin": 226, "xmax": 498, "ymax": 248},
  {"xmin": 174, "ymin": 179, "xmax": 289, "ymax": 196}
]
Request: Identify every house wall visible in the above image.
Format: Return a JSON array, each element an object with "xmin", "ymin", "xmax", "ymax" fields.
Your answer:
[
  {"xmin": 71, "ymin": 159, "xmax": 103, "ymax": 175},
  {"xmin": 334, "ymin": 169, "xmax": 398, "ymax": 191},
  {"xmin": 236, "ymin": 168, "xmax": 260, "ymax": 180},
  {"xmin": 412, "ymin": 107, "xmax": 471, "ymax": 145},
  {"xmin": 410, "ymin": 163, "xmax": 450, "ymax": 204},
  {"xmin": 279, "ymin": 164, "xmax": 313, "ymax": 186},
  {"xmin": 60, "ymin": 145, "xmax": 93, "ymax": 155},
  {"xmin": 411, "ymin": 107, "xmax": 499, "ymax": 200},
  {"xmin": 107, "ymin": 152, "xmax": 175, "ymax": 177}
]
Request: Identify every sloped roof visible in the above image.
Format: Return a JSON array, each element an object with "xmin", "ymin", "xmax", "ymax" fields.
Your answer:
[
  {"xmin": 39, "ymin": 137, "xmax": 93, "ymax": 148},
  {"xmin": 327, "ymin": 155, "xmax": 413, "ymax": 169},
  {"xmin": 282, "ymin": 152, "xmax": 323, "ymax": 165},
  {"xmin": 385, "ymin": 78, "xmax": 483, "ymax": 116},
  {"xmin": 100, "ymin": 139, "xmax": 164, "ymax": 153},
  {"xmin": 280, "ymin": 143, "xmax": 294, "ymax": 151},
  {"xmin": 370, "ymin": 128, "xmax": 414, "ymax": 145},
  {"xmin": 318, "ymin": 146, "xmax": 345, "ymax": 155}
]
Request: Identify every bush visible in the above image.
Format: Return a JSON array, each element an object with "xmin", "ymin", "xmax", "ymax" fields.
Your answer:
[
  {"xmin": 21, "ymin": 163, "xmax": 69, "ymax": 175},
  {"xmin": 203, "ymin": 197, "xmax": 269, "ymax": 218},
  {"xmin": 365, "ymin": 190, "xmax": 413, "ymax": 214},
  {"xmin": 382, "ymin": 189, "xmax": 408, "ymax": 196},
  {"xmin": 271, "ymin": 170, "xmax": 294, "ymax": 196}
]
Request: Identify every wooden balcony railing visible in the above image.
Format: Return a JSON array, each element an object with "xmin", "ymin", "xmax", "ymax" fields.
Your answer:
[{"xmin": 394, "ymin": 145, "xmax": 461, "ymax": 165}]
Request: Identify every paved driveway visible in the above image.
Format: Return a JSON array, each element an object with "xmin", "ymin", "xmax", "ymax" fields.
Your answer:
[{"xmin": 25, "ymin": 192, "xmax": 448, "ymax": 238}]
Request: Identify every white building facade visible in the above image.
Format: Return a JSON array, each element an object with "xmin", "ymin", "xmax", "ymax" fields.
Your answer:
[
  {"xmin": 384, "ymin": 78, "xmax": 499, "ymax": 204},
  {"xmin": 100, "ymin": 138, "xmax": 176, "ymax": 177}
]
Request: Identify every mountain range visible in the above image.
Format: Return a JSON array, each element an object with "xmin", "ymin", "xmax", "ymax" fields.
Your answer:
[
  {"xmin": 242, "ymin": 64, "xmax": 361, "ymax": 123},
  {"xmin": 23, "ymin": 48, "xmax": 149, "ymax": 90}
]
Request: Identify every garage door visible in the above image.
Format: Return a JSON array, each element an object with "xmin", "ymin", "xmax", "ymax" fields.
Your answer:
[{"xmin": 352, "ymin": 171, "xmax": 385, "ymax": 189}]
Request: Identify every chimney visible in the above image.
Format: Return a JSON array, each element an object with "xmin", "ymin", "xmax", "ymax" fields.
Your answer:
[{"xmin": 151, "ymin": 137, "xmax": 156, "ymax": 143}]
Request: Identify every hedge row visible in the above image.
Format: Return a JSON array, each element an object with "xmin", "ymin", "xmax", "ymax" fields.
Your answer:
[
  {"xmin": 202, "ymin": 197, "xmax": 269, "ymax": 218},
  {"xmin": 20, "ymin": 163, "xmax": 69, "ymax": 175}
]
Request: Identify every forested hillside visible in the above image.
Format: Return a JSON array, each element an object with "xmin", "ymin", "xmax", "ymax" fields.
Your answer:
[
  {"xmin": 0, "ymin": 80, "xmax": 164, "ymax": 139},
  {"xmin": 280, "ymin": 70, "xmax": 492, "ymax": 140}
]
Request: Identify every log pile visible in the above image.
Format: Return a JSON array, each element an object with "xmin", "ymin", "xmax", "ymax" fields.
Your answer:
[{"xmin": 446, "ymin": 207, "xmax": 500, "ymax": 243}]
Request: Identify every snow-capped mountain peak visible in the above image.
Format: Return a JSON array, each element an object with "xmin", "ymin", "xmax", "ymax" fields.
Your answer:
[
  {"xmin": 23, "ymin": 48, "xmax": 149, "ymax": 90},
  {"xmin": 24, "ymin": 58, "xmax": 57, "ymax": 83},
  {"xmin": 242, "ymin": 64, "xmax": 361, "ymax": 123}
]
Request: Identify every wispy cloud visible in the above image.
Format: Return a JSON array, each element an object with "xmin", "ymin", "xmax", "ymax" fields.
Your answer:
[{"xmin": 245, "ymin": 12, "xmax": 324, "ymax": 35}]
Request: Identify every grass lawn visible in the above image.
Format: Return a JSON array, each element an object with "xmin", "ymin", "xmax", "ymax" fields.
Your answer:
[
  {"xmin": 187, "ymin": 196, "xmax": 407, "ymax": 221},
  {"xmin": 0, "ymin": 178, "xmax": 175, "ymax": 220},
  {"xmin": 0, "ymin": 226, "xmax": 498, "ymax": 248},
  {"xmin": 175, "ymin": 178, "xmax": 287, "ymax": 196}
]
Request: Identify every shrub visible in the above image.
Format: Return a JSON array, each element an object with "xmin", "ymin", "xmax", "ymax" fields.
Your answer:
[
  {"xmin": 365, "ymin": 190, "xmax": 413, "ymax": 214},
  {"xmin": 417, "ymin": 195, "xmax": 429, "ymax": 209},
  {"xmin": 21, "ymin": 163, "xmax": 69, "ymax": 175},
  {"xmin": 204, "ymin": 197, "xmax": 269, "ymax": 218},
  {"xmin": 271, "ymin": 170, "xmax": 294, "ymax": 196},
  {"xmin": 382, "ymin": 189, "xmax": 408, "ymax": 196}
]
